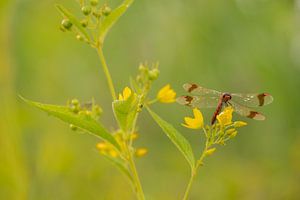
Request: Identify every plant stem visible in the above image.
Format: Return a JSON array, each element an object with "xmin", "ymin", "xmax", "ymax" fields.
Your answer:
[
  {"xmin": 96, "ymin": 46, "xmax": 117, "ymax": 100},
  {"xmin": 125, "ymin": 145, "xmax": 146, "ymax": 200},
  {"xmin": 182, "ymin": 169, "xmax": 196, "ymax": 200},
  {"xmin": 182, "ymin": 140, "xmax": 209, "ymax": 200}
]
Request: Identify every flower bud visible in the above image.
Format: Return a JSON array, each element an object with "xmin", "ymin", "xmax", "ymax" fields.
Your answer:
[
  {"xmin": 82, "ymin": 6, "xmax": 92, "ymax": 15},
  {"xmin": 205, "ymin": 148, "xmax": 216, "ymax": 156},
  {"xmin": 90, "ymin": 0, "xmax": 98, "ymax": 6},
  {"xmin": 225, "ymin": 128, "xmax": 236, "ymax": 135},
  {"xmin": 70, "ymin": 105, "xmax": 80, "ymax": 114},
  {"xmin": 81, "ymin": 19, "xmax": 88, "ymax": 27},
  {"xmin": 135, "ymin": 148, "xmax": 148, "ymax": 157},
  {"xmin": 76, "ymin": 34, "xmax": 84, "ymax": 41},
  {"xmin": 102, "ymin": 5, "xmax": 111, "ymax": 16},
  {"xmin": 61, "ymin": 19, "xmax": 72, "ymax": 30},
  {"xmin": 109, "ymin": 150, "xmax": 118, "ymax": 157},
  {"xmin": 229, "ymin": 131, "xmax": 238, "ymax": 138},
  {"xmin": 85, "ymin": 110, "xmax": 92, "ymax": 116},
  {"xmin": 71, "ymin": 99, "xmax": 79, "ymax": 106},
  {"xmin": 69, "ymin": 124, "xmax": 77, "ymax": 131},
  {"xmin": 138, "ymin": 64, "xmax": 147, "ymax": 72},
  {"xmin": 93, "ymin": 105, "xmax": 102, "ymax": 116},
  {"xmin": 234, "ymin": 121, "xmax": 247, "ymax": 128},
  {"xmin": 96, "ymin": 142, "xmax": 108, "ymax": 151},
  {"xmin": 148, "ymin": 68, "xmax": 160, "ymax": 80},
  {"xmin": 131, "ymin": 132, "xmax": 139, "ymax": 140}
]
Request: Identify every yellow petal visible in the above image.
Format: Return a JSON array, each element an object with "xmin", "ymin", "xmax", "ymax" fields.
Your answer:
[
  {"xmin": 217, "ymin": 106, "xmax": 233, "ymax": 126},
  {"xmin": 122, "ymin": 87, "xmax": 132, "ymax": 100},
  {"xmin": 157, "ymin": 84, "xmax": 176, "ymax": 103},
  {"xmin": 118, "ymin": 93, "xmax": 123, "ymax": 101},
  {"xmin": 182, "ymin": 108, "xmax": 204, "ymax": 129}
]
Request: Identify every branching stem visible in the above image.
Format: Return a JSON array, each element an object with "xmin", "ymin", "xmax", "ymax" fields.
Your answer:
[
  {"xmin": 96, "ymin": 46, "xmax": 117, "ymax": 100},
  {"xmin": 182, "ymin": 136, "xmax": 210, "ymax": 200}
]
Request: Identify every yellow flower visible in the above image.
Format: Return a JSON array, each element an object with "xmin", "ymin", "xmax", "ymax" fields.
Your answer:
[
  {"xmin": 157, "ymin": 84, "xmax": 176, "ymax": 103},
  {"xmin": 118, "ymin": 87, "xmax": 132, "ymax": 101},
  {"xmin": 182, "ymin": 108, "xmax": 204, "ymax": 129},
  {"xmin": 217, "ymin": 106, "xmax": 233, "ymax": 126}
]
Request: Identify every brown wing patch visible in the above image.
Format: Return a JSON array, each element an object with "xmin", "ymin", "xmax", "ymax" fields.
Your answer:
[
  {"xmin": 188, "ymin": 84, "xmax": 199, "ymax": 93},
  {"xmin": 257, "ymin": 93, "xmax": 266, "ymax": 106},
  {"xmin": 247, "ymin": 111, "xmax": 265, "ymax": 120},
  {"xmin": 176, "ymin": 95, "xmax": 194, "ymax": 106}
]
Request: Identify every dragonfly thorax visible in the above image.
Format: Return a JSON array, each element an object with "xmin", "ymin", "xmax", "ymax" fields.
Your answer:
[{"xmin": 222, "ymin": 93, "xmax": 232, "ymax": 103}]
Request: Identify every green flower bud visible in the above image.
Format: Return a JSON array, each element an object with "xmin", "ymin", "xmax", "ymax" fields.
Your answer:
[
  {"xmin": 90, "ymin": 0, "xmax": 98, "ymax": 6},
  {"xmin": 71, "ymin": 99, "xmax": 79, "ymax": 106},
  {"xmin": 233, "ymin": 121, "xmax": 247, "ymax": 128},
  {"xmin": 71, "ymin": 105, "xmax": 80, "ymax": 114},
  {"xmin": 82, "ymin": 6, "xmax": 92, "ymax": 15},
  {"xmin": 61, "ymin": 19, "xmax": 72, "ymax": 30},
  {"xmin": 229, "ymin": 131, "xmax": 238, "ymax": 138},
  {"xmin": 102, "ymin": 6, "xmax": 111, "ymax": 16},
  {"xmin": 70, "ymin": 124, "xmax": 78, "ymax": 131},
  {"xmin": 205, "ymin": 148, "xmax": 216, "ymax": 156},
  {"xmin": 149, "ymin": 68, "xmax": 160, "ymax": 80},
  {"xmin": 93, "ymin": 105, "xmax": 102, "ymax": 116},
  {"xmin": 225, "ymin": 128, "xmax": 236, "ymax": 136},
  {"xmin": 81, "ymin": 19, "xmax": 88, "ymax": 27},
  {"xmin": 138, "ymin": 64, "xmax": 147, "ymax": 72},
  {"xmin": 76, "ymin": 34, "xmax": 84, "ymax": 41}
]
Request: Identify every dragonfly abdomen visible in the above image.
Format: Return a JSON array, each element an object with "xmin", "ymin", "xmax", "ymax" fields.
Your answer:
[{"xmin": 211, "ymin": 100, "xmax": 223, "ymax": 125}]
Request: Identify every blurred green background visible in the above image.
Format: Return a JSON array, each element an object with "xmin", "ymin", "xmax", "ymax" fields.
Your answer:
[{"xmin": 1, "ymin": 0, "xmax": 300, "ymax": 199}]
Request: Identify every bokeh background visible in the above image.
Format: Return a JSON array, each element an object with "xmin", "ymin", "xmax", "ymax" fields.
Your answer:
[{"xmin": 1, "ymin": 0, "xmax": 300, "ymax": 199}]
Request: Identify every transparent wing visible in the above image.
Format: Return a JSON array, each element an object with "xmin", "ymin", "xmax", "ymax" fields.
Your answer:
[
  {"xmin": 183, "ymin": 83, "xmax": 221, "ymax": 96},
  {"xmin": 231, "ymin": 93, "xmax": 273, "ymax": 107},
  {"xmin": 230, "ymin": 101, "xmax": 265, "ymax": 120},
  {"xmin": 177, "ymin": 95, "xmax": 219, "ymax": 108}
]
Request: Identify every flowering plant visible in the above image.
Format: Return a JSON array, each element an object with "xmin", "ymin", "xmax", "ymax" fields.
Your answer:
[{"xmin": 22, "ymin": 0, "xmax": 249, "ymax": 199}]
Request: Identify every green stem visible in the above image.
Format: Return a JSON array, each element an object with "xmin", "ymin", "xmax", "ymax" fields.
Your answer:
[
  {"xmin": 124, "ymin": 145, "xmax": 146, "ymax": 200},
  {"xmin": 96, "ymin": 46, "xmax": 117, "ymax": 100},
  {"xmin": 182, "ymin": 140, "xmax": 209, "ymax": 200}
]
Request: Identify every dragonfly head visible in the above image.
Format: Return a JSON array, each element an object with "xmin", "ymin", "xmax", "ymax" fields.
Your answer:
[{"xmin": 222, "ymin": 93, "xmax": 232, "ymax": 103}]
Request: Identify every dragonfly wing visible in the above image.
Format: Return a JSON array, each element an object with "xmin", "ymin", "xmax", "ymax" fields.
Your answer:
[
  {"xmin": 177, "ymin": 95, "xmax": 219, "ymax": 108},
  {"xmin": 183, "ymin": 83, "xmax": 222, "ymax": 96},
  {"xmin": 231, "ymin": 93, "xmax": 273, "ymax": 107},
  {"xmin": 230, "ymin": 101, "xmax": 265, "ymax": 120}
]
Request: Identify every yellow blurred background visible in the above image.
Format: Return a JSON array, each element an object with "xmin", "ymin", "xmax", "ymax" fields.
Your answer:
[{"xmin": 1, "ymin": 0, "xmax": 300, "ymax": 199}]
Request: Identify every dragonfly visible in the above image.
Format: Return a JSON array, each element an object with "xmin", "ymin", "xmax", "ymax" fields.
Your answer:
[{"xmin": 177, "ymin": 83, "xmax": 273, "ymax": 125}]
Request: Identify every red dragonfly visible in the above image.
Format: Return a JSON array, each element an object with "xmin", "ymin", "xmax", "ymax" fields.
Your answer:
[{"xmin": 177, "ymin": 83, "xmax": 273, "ymax": 125}]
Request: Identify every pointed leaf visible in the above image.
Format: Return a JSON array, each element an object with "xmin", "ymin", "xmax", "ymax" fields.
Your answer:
[
  {"xmin": 112, "ymin": 93, "xmax": 138, "ymax": 132},
  {"xmin": 146, "ymin": 107, "xmax": 195, "ymax": 168},
  {"xmin": 21, "ymin": 96, "xmax": 120, "ymax": 151},
  {"xmin": 56, "ymin": 4, "xmax": 90, "ymax": 41},
  {"xmin": 98, "ymin": 0, "xmax": 134, "ymax": 44}
]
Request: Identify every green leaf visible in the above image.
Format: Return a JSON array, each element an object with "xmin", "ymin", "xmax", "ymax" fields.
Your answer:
[
  {"xmin": 98, "ymin": 0, "xmax": 134, "ymax": 44},
  {"xmin": 102, "ymin": 154, "xmax": 133, "ymax": 182},
  {"xmin": 146, "ymin": 107, "xmax": 195, "ymax": 168},
  {"xmin": 112, "ymin": 93, "xmax": 138, "ymax": 132},
  {"xmin": 20, "ymin": 96, "xmax": 120, "ymax": 151},
  {"xmin": 56, "ymin": 4, "xmax": 90, "ymax": 41}
]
